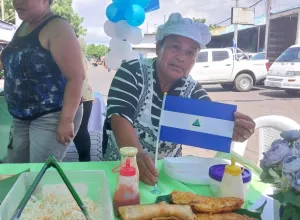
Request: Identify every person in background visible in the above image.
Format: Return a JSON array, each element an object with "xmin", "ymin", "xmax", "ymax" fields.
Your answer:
[
  {"xmin": 73, "ymin": 59, "xmax": 94, "ymax": 162},
  {"xmin": 102, "ymin": 13, "xmax": 256, "ymax": 185},
  {"xmin": 1, "ymin": 0, "xmax": 85, "ymax": 163}
]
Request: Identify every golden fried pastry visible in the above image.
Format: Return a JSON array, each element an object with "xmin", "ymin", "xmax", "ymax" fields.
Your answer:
[
  {"xmin": 171, "ymin": 190, "xmax": 244, "ymax": 214},
  {"xmin": 152, "ymin": 217, "xmax": 181, "ymax": 220},
  {"xmin": 119, "ymin": 202, "xmax": 197, "ymax": 220},
  {"xmin": 196, "ymin": 213, "xmax": 257, "ymax": 220}
]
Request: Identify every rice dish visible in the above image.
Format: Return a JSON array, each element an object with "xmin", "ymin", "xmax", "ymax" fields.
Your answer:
[{"xmin": 20, "ymin": 193, "xmax": 100, "ymax": 220}]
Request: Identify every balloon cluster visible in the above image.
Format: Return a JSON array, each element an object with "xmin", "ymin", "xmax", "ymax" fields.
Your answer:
[{"xmin": 104, "ymin": 0, "xmax": 150, "ymax": 69}]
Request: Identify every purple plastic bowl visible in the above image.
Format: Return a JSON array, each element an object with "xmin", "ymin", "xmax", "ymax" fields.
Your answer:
[{"xmin": 209, "ymin": 164, "xmax": 251, "ymax": 183}]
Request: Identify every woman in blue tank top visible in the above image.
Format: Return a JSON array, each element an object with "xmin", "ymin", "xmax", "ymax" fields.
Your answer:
[{"xmin": 1, "ymin": 0, "xmax": 85, "ymax": 163}]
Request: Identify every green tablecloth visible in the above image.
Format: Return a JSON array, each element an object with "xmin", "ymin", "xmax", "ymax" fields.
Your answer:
[
  {"xmin": 0, "ymin": 160, "xmax": 266, "ymax": 211},
  {"xmin": 0, "ymin": 96, "xmax": 12, "ymax": 160}
]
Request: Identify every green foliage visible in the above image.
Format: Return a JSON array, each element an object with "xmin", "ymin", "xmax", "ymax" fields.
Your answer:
[
  {"xmin": 86, "ymin": 44, "xmax": 109, "ymax": 58},
  {"xmin": 51, "ymin": 0, "xmax": 86, "ymax": 37},
  {"xmin": 261, "ymin": 167, "xmax": 300, "ymax": 220},
  {"xmin": 0, "ymin": 0, "xmax": 86, "ymax": 38},
  {"xmin": 192, "ymin": 17, "xmax": 220, "ymax": 30},
  {"xmin": 192, "ymin": 17, "xmax": 206, "ymax": 24},
  {"xmin": 155, "ymin": 194, "xmax": 172, "ymax": 204},
  {"xmin": 234, "ymin": 200, "xmax": 266, "ymax": 220},
  {"xmin": 78, "ymin": 38, "xmax": 87, "ymax": 55},
  {"xmin": 0, "ymin": 0, "xmax": 15, "ymax": 24}
]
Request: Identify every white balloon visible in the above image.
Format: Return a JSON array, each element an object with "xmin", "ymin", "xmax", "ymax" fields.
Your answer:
[
  {"xmin": 128, "ymin": 27, "xmax": 144, "ymax": 45},
  {"xmin": 126, "ymin": 50, "xmax": 140, "ymax": 61},
  {"xmin": 115, "ymin": 20, "xmax": 132, "ymax": 40},
  {"xmin": 105, "ymin": 52, "xmax": 122, "ymax": 70},
  {"xmin": 104, "ymin": 20, "xmax": 116, "ymax": 38},
  {"xmin": 109, "ymin": 38, "xmax": 132, "ymax": 60}
]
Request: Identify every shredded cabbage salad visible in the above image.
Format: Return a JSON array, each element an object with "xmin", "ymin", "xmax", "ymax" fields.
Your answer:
[{"xmin": 20, "ymin": 193, "xmax": 100, "ymax": 220}]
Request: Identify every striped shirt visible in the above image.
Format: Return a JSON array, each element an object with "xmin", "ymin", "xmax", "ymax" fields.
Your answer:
[{"xmin": 102, "ymin": 58, "xmax": 211, "ymax": 161}]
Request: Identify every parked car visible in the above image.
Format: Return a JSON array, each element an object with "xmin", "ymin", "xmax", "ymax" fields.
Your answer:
[
  {"xmin": 189, "ymin": 48, "xmax": 270, "ymax": 92},
  {"xmin": 264, "ymin": 44, "xmax": 300, "ymax": 94},
  {"xmin": 251, "ymin": 52, "xmax": 266, "ymax": 60}
]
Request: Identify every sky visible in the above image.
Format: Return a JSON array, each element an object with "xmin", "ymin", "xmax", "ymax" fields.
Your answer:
[{"xmin": 72, "ymin": 0, "xmax": 300, "ymax": 45}]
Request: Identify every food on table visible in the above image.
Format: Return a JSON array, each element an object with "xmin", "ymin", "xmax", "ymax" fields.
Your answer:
[
  {"xmin": 151, "ymin": 218, "xmax": 181, "ymax": 220},
  {"xmin": 20, "ymin": 193, "xmax": 100, "ymax": 220},
  {"xmin": 196, "ymin": 213, "xmax": 257, "ymax": 220},
  {"xmin": 118, "ymin": 202, "xmax": 197, "ymax": 220},
  {"xmin": 171, "ymin": 190, "xmax": 244, "ymax": 214}
]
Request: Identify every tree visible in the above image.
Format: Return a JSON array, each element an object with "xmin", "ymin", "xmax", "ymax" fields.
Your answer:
[
  {"xmin": 192, "ymin": 17, "xmax": 220, "ymax": 30},
  {"xmin": 0, "ymin": 0, "xmax": 86, "ymax": 37},
  {"xmin": 192, "ymin": 17, "xmax": 206, "ymax": 24},
  {"xmin": 79, "ymin": 38, "xmax": 87, "ymax": 55},
  {"xmin": 0, "ymin": 0, "xmax": 15, "ymax": 24},
  {"xmin": 86, "ymin": 44, "xmax": 109, "ymax": 58},
  {"xmin": 209, "ymin": 24, "xmax": 221, "ymax": 30},
  {"xmin": 51, "ymin": 0, "xmax": 87, "ymax": 37}
]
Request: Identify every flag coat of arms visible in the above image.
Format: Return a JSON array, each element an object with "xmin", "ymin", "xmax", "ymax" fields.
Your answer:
[{"xmin": 158, "ymin": 95, "xmax": 237, "ymax": 153}]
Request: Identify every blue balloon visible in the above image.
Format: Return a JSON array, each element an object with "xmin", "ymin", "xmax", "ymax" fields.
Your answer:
[
  {"xmin": 130, "ymin": 0, "xmax": 151, "ymax": 8},
  {"xmin": 125, "ymin": 4, "xmax": 146, "ymax": 27},
  {"xmin": 113, "ymin": 0, "xmax": 131, "ymax": 9},
  {"xmin": 106, "ymin": 3, "xmax": 125, "ymax": 23}
]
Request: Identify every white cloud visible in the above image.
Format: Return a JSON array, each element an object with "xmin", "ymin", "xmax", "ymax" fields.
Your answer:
[{"xmin": 72, "ymin": 0, "xmax": 300, "ymax": 45}]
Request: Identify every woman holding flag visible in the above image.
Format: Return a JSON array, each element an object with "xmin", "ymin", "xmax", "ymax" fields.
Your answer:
[{"xmin": 102, "ymin": 13, "xmax": 255, "ymax": 186}]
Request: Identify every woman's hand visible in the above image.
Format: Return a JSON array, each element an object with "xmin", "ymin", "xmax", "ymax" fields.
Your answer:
[
  {"xmin": 56, "ymin": 120, "xmax": 74, "ymax": 146},
  {"xmin": 137, "ymin": 152, "xmax": 159, "ymax": 186},
  {"xmin": 233, "ymin": 112, "xmax": 255, "ymax": 142}
]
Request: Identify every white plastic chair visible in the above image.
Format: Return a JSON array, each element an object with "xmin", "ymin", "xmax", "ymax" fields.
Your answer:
[{"xmin": 232, "ymin": 115, "xmax": 300, "ymax": 160}]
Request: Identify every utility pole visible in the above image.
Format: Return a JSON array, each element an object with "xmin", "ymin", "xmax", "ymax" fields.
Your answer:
[
  {"xmin": 147, "ymin": 22, "xmax": 149, "ymax": 34},
  {"xmin": 1, "ymin": 0, "xmax": 4, "ymax": 21},
  {"xmin": 264, "ymin": 0, "xmax": 272, "ymax": 59},
  {"xmin": 234, "ymin": 0, "xmax": 239, "ymax": 47}
]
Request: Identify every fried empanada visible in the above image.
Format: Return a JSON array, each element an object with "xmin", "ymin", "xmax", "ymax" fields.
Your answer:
[
  {"xmin": 119, "ymin": 202, "xmax": 197, "ymax": 220},
  {"xmin": 171, "ymin": 190, "xmax": 244, "ymax": 214},
  {"xmin": 152, "ymin": 217, "xmax": 181, "ymax": 220},
  {"xmin": 196, "ymin": 213, "xmax": 257, "ymax": 220}
]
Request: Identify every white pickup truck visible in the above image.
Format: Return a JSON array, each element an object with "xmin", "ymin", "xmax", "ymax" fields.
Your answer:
[{"xmin": 189, "ymin": 48, "xmax": 270, "ymax": 92}]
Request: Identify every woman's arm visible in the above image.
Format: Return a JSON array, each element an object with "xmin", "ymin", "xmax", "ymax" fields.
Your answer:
[
  {"xmin": 106, "ymin": 62, "xmax": 141, "ymax": 150},
  {"xmin": 107, "ymin": 63, "xmax": 158, "ymax": 185},
  {"xmin": 47, "ymin": 19, "xmax": 85, "ymax": 144},
  {"xmin": 111, "ymin": 115, "xmax": 144, "ymax": 152}
]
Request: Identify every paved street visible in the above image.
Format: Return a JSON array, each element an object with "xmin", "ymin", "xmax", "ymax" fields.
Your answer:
[{"xmin": 87, "ymin": 64, "xmax": 300, "ymax": 164}]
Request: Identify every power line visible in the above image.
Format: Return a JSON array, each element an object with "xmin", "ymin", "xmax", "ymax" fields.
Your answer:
[
  {"xmin": 249, "ymin": 0, "xmax": 263, "ymax": 8},
  {"xmin": 216, "ymin": 18, "xmax": 231, "ymax": 25},
  {"xmin": 213, "ymin": 0, "xmax": 264, "ymax": 26}
]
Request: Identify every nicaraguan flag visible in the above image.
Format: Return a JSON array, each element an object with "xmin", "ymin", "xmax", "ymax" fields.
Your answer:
[{"xmin": 159, "ymin": 95, "xmax": 237, "ymax": 153}]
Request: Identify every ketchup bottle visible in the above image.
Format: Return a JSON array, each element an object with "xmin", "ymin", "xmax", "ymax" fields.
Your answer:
[{"xmin": 113, "ymin": 158, "xmax": 140, "ymax": 216}]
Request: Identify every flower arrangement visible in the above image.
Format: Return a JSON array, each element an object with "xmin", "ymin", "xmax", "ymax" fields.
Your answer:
[{"xmin": 260, "ymin": 130, "xmax": 300, "ymax": 220}]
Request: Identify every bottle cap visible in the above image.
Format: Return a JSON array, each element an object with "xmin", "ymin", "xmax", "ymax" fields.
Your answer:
[
  {"xmin": 120, "ymin": 147, "xmax": 138, "ymax": 157},
  {"xmin": 224, "ymin": 157, "xmax": 243, "ymax": 176},
  {"xmin": 120, "ymin": 158, "xmax": 136, "ymax": 177}
]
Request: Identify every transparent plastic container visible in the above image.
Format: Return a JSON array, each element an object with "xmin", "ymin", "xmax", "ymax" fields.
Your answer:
[{"xmin": 0, "ymin": 170, "xmax": 114, "ymax": 220}]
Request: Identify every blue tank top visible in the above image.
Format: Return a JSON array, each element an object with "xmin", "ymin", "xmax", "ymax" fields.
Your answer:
[{"xmin": 1, "ymin": 15, "xmax": 67, "ymax": 120}]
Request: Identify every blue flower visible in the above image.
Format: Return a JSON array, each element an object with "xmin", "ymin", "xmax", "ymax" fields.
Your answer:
[{"xmin": 260, "ymin": 139, "xmax": 291, "ymax": 168}]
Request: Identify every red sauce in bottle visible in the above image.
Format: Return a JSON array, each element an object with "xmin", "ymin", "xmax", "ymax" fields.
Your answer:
[{"xmin": 113, "ymin": 159, "xmax": 140, "ymax": 216}]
